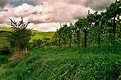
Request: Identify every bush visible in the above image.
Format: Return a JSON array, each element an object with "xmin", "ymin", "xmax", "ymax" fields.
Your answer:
[
  {"xmin": 9, "ymin": 29, "xmax": 31, "ymax": 50},
  {"xmin": 29, "ymin": 39, "xmax": 43, "ymax": 49}
]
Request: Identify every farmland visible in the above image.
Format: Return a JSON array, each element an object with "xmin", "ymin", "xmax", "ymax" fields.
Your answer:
[{"xmin": 0, "ymin": 1, "xmax": 121, "ymax": 80}]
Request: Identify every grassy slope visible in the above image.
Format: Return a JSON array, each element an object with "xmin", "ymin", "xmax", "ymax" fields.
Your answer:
[
  {"xmin": 0, "ymin": 27, "xmax": 13, "ymax": 32},
  {"xmin": 1, "ymin": 27, "xmax": 121, "ymax": 80},
  {"xmin": 31, "ymin": 31, "xmax": 55, "ymax": 41},
  {"xmin": 0, "ymin": 27, "xmax": 55, "ymax": 41},
  {"xmin": 0, "ymin": 46, "xmax": 121, "ymax": 80}
]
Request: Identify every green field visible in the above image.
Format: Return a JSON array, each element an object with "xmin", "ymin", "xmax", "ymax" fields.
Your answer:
[
  {"xmin": 0, "ymin": 27, "xmax": 13, "ymax": 32},
  {"xmin": 1, "ymin": 26, "xmax": 121, "ymax": 80},
  {"xmin": 0, "ymin": 46, "xmax": 121, "ymax": 80},
  {"xmin": 0, "ymin": 27, "xmax": 55, "ymax": 41},
  {"xmin": 0, "ymin": 1, "xmax": 120, "ymax": 80},
  {"xmin": 31, "ymin": 31, "xmax": 55, "ymax": 41}
]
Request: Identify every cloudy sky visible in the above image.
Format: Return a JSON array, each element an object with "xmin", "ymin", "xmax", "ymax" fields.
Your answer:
[{"xmin": 0, "ymin": 0, "xmax": 115, "ymax": 32}]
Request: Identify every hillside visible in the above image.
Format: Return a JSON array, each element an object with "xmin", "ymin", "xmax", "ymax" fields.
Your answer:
[
  {"xmin": 0, "ymin": 27, "xmax": 55, "ymax": 40},
  {"xmin": 31, "ymin": 31, "xmax": 55, "ymax": 41},
  {"xmin": 0, "ymin": 27, "xmax": 55, "ymax": 50},
  {"xmin": 0, "ymin": 46, "xmax": 121, "ymax": 80},
  {"xmin": 0, "ymin": 1, "xmax": 120, "ymax": 80}
]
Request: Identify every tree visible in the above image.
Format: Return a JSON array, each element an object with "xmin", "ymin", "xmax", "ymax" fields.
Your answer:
[
  {"xmin": 57, "ymin": 29, "xmax": 61, "ymax": 47},
  {"xmin": 68, "ymin": 23, "xmax": 73, "ymax": 47},
  {"xmin": 9, "ymin": 17, "xmax": 31, "ymax": 60},
  {"xmin": 75, "ymin": 19, "xmax": 83, "ymax": 47},
  {"xmin": 104, "ymin": 1, "xmax": 121, "ymax": 41}
]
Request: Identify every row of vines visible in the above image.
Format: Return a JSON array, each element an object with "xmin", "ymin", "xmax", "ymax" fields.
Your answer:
[{"xmin": 52, "ymin": 1, "xmax": 121, "ymax": 48}]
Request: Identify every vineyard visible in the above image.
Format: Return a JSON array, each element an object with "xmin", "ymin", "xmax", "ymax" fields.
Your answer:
[
  {"xmin": 53, "ymin": 1, "xmax": 121, "ymax": 48},
  {"xmin": 0, "ymin": 1, "xmax": 121, "ymax": 80}
]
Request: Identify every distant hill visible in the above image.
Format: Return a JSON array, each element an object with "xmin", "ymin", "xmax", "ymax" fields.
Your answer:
[{"xmin": 0, "ymin": 27, "xmax": 55, "ymax": 49}]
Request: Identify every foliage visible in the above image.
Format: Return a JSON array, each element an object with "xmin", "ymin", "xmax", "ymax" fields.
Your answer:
[
  {"xmin": 0, "ymin": 1, "xmax": 121, "ymax": 80},
  {"xmin": 29, "ymin": 39, "xmax": 43, "ymax": 49},
  {"xmin": 0, "ymin": 30, "xmax": 11, "ymax": 55},
  {"xmin": 7, "ymin": 18, "xmax": 32, "ymax": 60},
  {"xmin": 9, "ymin": 29, "xmax": 31, "ymax": 49},
  {"xmin": 9, "ymin": 18, "xmax": 32, "ymax": 50},
  {"xmin": 53, "ymin": 1, "xmax": 121, "ymax": 48}
]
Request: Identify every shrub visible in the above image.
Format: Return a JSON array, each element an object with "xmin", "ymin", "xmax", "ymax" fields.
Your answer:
[
  {"xmin": 8, "ymin": 18, "xmax": 32, "ymax": 60},
  {"xmin": 9, "ymin": 18, "xmax": 31, "ymax": 53},
  {"xmin": 29, "ymin": 39, "xmax": 43, "ymax": 49}
]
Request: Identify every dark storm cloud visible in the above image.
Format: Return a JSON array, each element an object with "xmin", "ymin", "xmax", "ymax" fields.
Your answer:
[
  {"xmin": 85, "ymin": 0, "xmax": 115, "ymax": 10},
  {"xmin": 0, "ymin": 0, "xmax": 9, "ymax": 7},
  {"xmin": 36, "ymin": 0, "xmax": 115, "ymax": 12}
]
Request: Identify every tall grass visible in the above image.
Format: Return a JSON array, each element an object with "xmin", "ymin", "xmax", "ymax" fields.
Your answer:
[{"xmin": 0, "ymin": 46, "xmax": 121, "ymax": 80}]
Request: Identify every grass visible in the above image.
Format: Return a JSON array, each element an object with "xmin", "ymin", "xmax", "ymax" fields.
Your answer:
[
  {"xmin": 0, "ymin": 46, "xmax": 121, "ymax": 80},
  {"xmin": 0, "ymin": 27, "xmax": 13, "ymax": 32},
  {"xmin": 31, "ymin": 31, "xmax": 55, "ymax": 41},
  {"xmin": 1, "ymin": 27, "xmax": 121, "ymax": 80}
]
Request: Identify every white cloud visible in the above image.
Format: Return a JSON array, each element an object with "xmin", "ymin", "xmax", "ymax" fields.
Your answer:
[
  {"xmin": 0, "ymin": 0, "xmax": 115, "ymax": 32},
  {"xmin": 30, "ymin": 22, "xmax": 61, "ymax": 32},
  {"xmin": 36, "ymin": 0, "xmax": 115, "ymax": 10},
  {"xmin": 1, "ymin": 2, "xmax": 94, "ymax": 23}
]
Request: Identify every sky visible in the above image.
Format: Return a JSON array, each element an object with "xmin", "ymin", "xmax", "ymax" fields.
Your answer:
[{"xmin": 0, "ymin": 0, "xmax": 115, "ymax": 32}]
